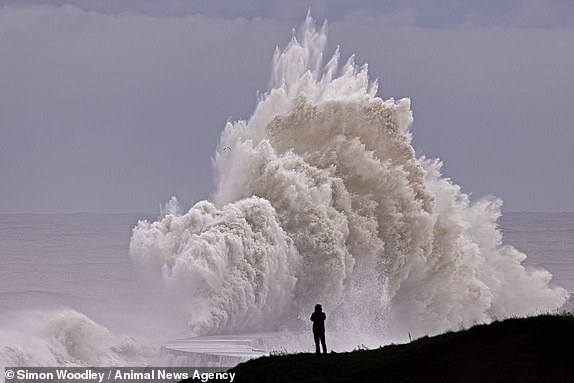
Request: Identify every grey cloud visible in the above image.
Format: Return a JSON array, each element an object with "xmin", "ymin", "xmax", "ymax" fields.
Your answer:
[
  {"xmin": 0, "ymin": 4, "xmax": 573, "ymax": 213},
  {"xmin": 329, "ymin": 17, "xmax": 574, "ymax": 211},
  {"xmin": 510, "ymin": 0, "xmax": 574, "ymax": 28},
  {"xmin": 2, "ymin": 1, "xmax": 574, "ymax": 27},
  {"xmin": 0, "ymin": 5, "xmax": 289, "ymax": 212}
]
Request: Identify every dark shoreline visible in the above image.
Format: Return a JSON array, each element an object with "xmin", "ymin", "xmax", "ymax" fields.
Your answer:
[{"xmin": 185, "ymin": 313, "xmax": 574, "ymax": 383}]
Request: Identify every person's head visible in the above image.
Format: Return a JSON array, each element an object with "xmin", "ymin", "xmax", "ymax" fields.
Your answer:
[{"xmin": 315, "ymin": 304, "xmax": 322, "ymax": 312}]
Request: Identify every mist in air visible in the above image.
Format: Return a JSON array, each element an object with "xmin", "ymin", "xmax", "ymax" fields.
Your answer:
[{"xmin": 130, "ymin": 15, "xmax": 569, "ymax": 346}]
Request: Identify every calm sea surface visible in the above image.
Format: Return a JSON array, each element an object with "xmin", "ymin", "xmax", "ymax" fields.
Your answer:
[
  {"xmin": 0, "ymin": 213, "xmax": 174, "ymax": 336},
  {"xmin": 0, "ymin": 212, "xmax": 572, "ymax": 334},
  {"xmin": 500, "ymin": 212, "xmax": 574, "ymax": 294}
]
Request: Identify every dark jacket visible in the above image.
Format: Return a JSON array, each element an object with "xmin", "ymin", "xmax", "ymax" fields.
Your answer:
[{"xmin": 310, "ymin": 311, "xmax": 326, "ymax": 333}]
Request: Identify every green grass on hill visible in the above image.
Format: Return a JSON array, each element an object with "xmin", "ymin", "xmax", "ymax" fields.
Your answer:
[{"xmin": 224, "ymin": 313, "xmax": 574, "ymax": 383}]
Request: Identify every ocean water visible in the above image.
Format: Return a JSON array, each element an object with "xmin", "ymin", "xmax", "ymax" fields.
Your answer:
[
  {"xmin": 500, "ymin": 212, "xmax": 574, "ymax": 295},
  {"xmin": 0, "ymin": 213, "xmax": 157, "ymax": 329},
  {"xmin": 2, "ymin": 15, "xmax": 572, "ymax": 369},
  {"xmin": 128, "ymin": 15, "xmax": 568, "ymax": 343},
  {"xmin": 0, "ymin": 213, "xmax": 184, "ymax": 368},
  {"xmin": 0, "ymin": 212, "xmax": 572, "ymax": 367}
]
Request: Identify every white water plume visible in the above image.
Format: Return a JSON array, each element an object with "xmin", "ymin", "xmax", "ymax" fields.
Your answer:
[
  {"xmin": 0, "ymin": 309, "xmax": 153, "ymax": 368},
  {"xmin": 130, "ymin": 14, "xmax": 568, "ymax": 342}
]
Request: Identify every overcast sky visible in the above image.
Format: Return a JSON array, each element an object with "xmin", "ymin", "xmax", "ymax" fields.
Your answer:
[{"xmin": 1, "ymin": 1, "xmax": 573, "ymax": 213}]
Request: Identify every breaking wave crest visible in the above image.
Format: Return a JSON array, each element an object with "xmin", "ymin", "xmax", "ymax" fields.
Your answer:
[
  {"xmin": 130, "ymin": 15, "xmax": 569, "ymax": 342},
  {"xmin": 0, "ymin": 309, "xmax": 153, "ymax": 368}
]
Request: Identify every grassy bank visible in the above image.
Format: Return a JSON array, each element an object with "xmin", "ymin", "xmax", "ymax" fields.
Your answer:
[{"xmin": 221, "ymin": 313, "xmax": 574, "ymax": 382}]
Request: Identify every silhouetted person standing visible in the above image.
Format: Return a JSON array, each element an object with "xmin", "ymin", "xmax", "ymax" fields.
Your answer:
[{"xmin": 310, "ymin": 304, "xmax": 327, "ymax": 355}]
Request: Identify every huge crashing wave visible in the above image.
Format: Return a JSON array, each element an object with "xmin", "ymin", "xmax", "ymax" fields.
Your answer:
[{"xmin": 130, "ymin": 15, "xmax": 569, "ymax": 342}]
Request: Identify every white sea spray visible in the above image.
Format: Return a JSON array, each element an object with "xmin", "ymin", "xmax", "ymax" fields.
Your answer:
[{"xmin": 130, "ymin": 14, "xmax": 569, "ymax": 343}]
